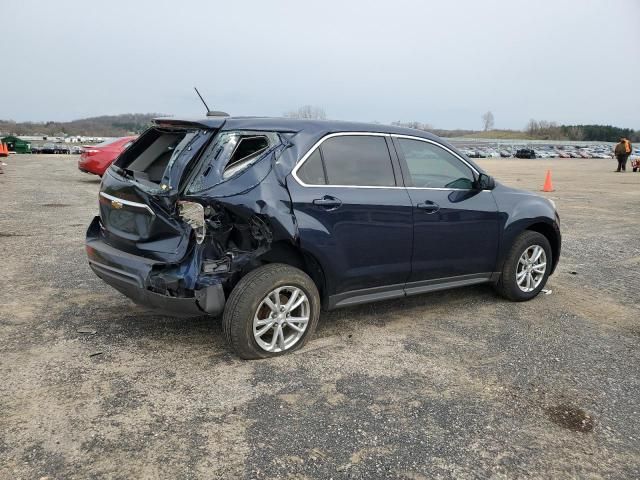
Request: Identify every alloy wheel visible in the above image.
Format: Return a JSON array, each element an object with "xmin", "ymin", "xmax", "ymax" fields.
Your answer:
[
  {"xmin": 253, "ymin": 286, "xmax": 310, "ymax": 353},
  {"xmin": 516, "ymin": 245, "xmax": 547, "ymax": 293}
]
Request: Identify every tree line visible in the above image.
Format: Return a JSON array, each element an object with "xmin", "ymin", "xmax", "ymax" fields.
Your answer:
[
  {"xmin": 526, "ymin": 120, "xmax": 639, "ymax": 142},
  {"xmin": 0, "ymin": 113, "xmax": 161, "ymax": 137},
  {"xmin": 394, "ymin": 112, "xmax": 639, "ymax": 142}
]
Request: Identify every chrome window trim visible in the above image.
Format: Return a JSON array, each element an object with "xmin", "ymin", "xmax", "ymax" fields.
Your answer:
[
  {"xmin": 291, "ymin": 131, "xmax": 485, "ymax": 191},
  {"xmin": 99, "ymin": 192, "xmax": 156, "ymax": 216}
]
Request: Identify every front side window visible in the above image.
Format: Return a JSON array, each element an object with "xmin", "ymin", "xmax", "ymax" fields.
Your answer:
[
  {"xmin": 397, "ymin": 138, "xmax": 475, "ymax": 189},
  {"xmin": 298, "ymin": 135, "xmax": 395, "ymax": 187}
]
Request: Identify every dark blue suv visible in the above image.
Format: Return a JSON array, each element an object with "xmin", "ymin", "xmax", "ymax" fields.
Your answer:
[{"xmin": 86, "ymin": 116, "xmax": 561, "ymax": 358}]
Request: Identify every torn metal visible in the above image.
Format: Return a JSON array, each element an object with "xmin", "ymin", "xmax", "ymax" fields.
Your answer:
[{"xmin": 86, "ymin": 122, "xmax": 302, "ymax": 316}]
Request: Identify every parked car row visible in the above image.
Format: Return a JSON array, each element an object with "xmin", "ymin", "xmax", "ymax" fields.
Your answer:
[
  {"xmin": 457, "ymin": 144, "xmax": 615, "ymax": 159},
  {"xmin": 31, "ymin": 144, "xmax": 84, "ymax": 155},
  {"xmin": 14, "ymin": 135, "xmax": 138, "ymax": 177}
]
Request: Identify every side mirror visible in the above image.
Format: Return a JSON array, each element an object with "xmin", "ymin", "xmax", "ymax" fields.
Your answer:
[{"xmin": 475, "ymin": 173, "xmax": 495, "ymax": 190}]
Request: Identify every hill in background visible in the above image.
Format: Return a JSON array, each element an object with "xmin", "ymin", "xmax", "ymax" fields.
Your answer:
[
  {"xmin": 0, "ymin": 114, "xmax": 163, "ymax": 137},
  {"xmin": 2, "ymin": 113, "xmax": 638, "ymax": 143}
]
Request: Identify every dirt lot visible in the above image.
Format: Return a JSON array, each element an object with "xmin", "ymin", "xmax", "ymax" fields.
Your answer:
[{"xmin": 1, "ymin": 155, "xmax": 639, "ymax": 479}]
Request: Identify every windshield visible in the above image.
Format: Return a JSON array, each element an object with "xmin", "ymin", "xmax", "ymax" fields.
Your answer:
[{"xmin": 186, "ymin": 130, "xmax": 281, "ymax": 193}]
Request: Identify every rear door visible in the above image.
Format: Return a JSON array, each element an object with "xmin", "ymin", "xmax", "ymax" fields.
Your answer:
[
  {"xmin": 391, "ymin": 135, "xmax": 500, "ymax": 285},
  {"xmin": 288, "ymin": 133, "xmax": 413, "ymax": 304}
]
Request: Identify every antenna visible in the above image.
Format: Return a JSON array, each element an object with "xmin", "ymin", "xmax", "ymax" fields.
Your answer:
[
  {"xmin": 194, "ymin": 87, "xmax": 211, "ymax": 113},
  {"xmin": 193, "ymin": 87, "xmax": 230, "ymax": 117}
]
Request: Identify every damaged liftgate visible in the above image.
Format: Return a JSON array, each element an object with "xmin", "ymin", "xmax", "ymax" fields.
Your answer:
[{"xmin": 86, "ymin": 118, "xmax": 300, "ymax": 316}]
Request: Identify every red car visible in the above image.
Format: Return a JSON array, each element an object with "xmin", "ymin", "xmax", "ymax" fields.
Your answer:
[{"xmin": 78, "ymin": 136, "xmax": 137, "ymax": 176}]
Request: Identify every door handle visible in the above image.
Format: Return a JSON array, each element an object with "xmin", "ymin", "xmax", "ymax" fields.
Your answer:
[
  {"xmin": 417, "ymin": 201, "xmax": 440, "ymax": 213},
  {"xmin": 313, "ymin": 196, "xmax": 342, "ymax": 210}
]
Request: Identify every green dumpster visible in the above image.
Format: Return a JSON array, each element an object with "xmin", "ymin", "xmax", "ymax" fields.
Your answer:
[{"xmin": 1, "ymin": 135, "xmax": 32, "ymax": 154}]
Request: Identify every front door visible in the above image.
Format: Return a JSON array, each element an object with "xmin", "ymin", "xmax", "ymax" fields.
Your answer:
[
  {"xmin": 288, "ymin": 133, "xmax": 414, "ymax": 301},
  {"xmin": 392, "ymin": 136, "xmax": 500, "ymax": 285}
]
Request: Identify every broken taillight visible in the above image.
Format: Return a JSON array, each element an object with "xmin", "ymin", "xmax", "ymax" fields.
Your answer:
[{"xmin": 178, "ymin": 201, "xmax": 205, "ymax": 244}]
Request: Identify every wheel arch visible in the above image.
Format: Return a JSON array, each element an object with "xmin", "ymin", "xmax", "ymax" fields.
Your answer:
[
  {"xmin": 257, "ymin": 240, "xmax": 328, "ymax": 305},
  {"xmin": 497, "ymin": 218, "xmax": 561, "ymax": 276},
  {"xmin": 525, "ymin": 222, "xmax": 561, "ymax": 274}
]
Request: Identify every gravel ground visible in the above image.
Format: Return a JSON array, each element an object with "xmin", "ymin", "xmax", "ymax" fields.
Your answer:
[{"xmin": 1, "ymin": 155, "xmax": 639, "ymax": 479}]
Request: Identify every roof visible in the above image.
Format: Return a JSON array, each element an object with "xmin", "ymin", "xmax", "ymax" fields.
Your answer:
[
  {"xmin": 153, "ymin": 116, "xmax": 441, "ymax": 140},
  {"xmin": 152, "ymin": 115, "xmax": 483, "ymax": 172}
]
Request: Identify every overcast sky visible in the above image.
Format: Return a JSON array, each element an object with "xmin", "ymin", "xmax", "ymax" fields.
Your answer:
[{"xmin": 2, "ymin": 0, "xmax": 639, "ymax": 129}]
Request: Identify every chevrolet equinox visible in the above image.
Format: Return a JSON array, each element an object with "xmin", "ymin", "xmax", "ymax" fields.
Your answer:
[{"xmin": 86, "ymin": 116, "xmax": 561, "ymax": 359}]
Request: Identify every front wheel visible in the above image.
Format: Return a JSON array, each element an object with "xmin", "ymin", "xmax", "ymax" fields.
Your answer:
[
  {"xmin": 494, "ymin": 231, "xmax": 552, "ymax": 301},
  {"xmin": 222, "ymin": 263, "xmax": 321, "ymax": 359}
]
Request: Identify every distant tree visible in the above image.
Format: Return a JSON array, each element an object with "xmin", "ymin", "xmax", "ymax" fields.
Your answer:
[
  {"xmin": 284, "ymin": 105, "xmax": 327, "ymax": 120},
  {"xmin": 526, "ymin": 119, "xmax": 562, "ymax": 139},
  {"xmin": 481, "ymin": 111, "xmax": 494, "ymax": 131},
  {"xmin": 390, "ymin": 120, "xmax": 433, "ymax": 131},
  {"xmin": 564, "ymin": 126, "xmax": 585, "ymax": 141}
]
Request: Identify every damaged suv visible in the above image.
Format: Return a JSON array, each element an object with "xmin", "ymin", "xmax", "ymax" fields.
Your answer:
[{"xmin": 86, "ymin": 116, "xmax": 561, "ymax": 359}]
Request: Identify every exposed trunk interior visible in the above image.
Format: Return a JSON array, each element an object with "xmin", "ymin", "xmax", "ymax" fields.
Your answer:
[{"xmin": 114, "ymin": 128, "xmax": 196, "ymax": 187}]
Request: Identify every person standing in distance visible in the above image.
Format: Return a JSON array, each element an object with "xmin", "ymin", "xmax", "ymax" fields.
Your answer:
[{"xmin": 614, "ymin": 137, "xmax": 633, "ymax": 172}]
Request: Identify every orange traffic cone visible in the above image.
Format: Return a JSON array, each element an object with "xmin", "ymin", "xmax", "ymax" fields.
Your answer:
[
  {"xmin": 542, "ymin": 170, "xmax": 554, "ymax": 192},
  {"xmin": 0, "ymin": 143, "xmax": 7, "ymax": 157}
]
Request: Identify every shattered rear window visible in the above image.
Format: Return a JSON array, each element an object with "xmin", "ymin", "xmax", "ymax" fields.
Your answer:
[{"xmin": 186, "ymin": 130, "xmax": 280, "ymax": 193}]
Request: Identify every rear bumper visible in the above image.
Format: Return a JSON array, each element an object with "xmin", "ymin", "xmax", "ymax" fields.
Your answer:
[
  {"xmin": 78, "ymin": 157, "xmax": 108, "ymax": 176},
  {"xmin": 78, "ymin": 166, "xmax": 97, "ymax": 175},
  {"xmin": 86, "ymin": 216, "xmax": 225, "ymax": 317}
]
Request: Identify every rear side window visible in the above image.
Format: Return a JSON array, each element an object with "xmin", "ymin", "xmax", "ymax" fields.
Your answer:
[
  {"xmin": 187, "ymin": 130, "xmax": 280, "ymax": 193},
  {"xmin": 299, "ymin": 135, "xmax": 395, "ymax": 187},
  {"xmin": 224, "ymin": 135, "xmax": 269, "ymax": 178}
]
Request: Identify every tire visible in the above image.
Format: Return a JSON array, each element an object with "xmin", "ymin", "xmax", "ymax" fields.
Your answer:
[
  {"xmin": 494, "ymin": 231, "xmax": 552, "ymax": 301},
  {"xmin": 222, "ymin": 263, "xmax": 321, "ymax": 359}
]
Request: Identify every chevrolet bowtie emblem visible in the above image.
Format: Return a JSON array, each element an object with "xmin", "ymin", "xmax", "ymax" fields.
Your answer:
[{"xmin": 111, "ymin": 199, "xmax": 123, "ymax": 209}]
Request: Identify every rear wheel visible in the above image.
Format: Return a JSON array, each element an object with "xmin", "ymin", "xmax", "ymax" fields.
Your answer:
[
  {"xmin": 495, "ymin": 231, "xmax": 551, "ymax": 301},
  {"xmin": 222, "ymin": 263, "xmax": 320, "ymax": 359}
]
